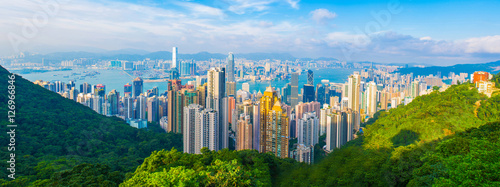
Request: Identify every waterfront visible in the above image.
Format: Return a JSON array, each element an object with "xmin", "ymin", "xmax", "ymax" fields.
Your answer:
[{"xmin": 17, "ymin": 68, "xmax": 360, "ymax": 94}]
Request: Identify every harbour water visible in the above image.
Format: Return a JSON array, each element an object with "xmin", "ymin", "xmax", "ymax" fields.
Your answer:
[{"xmin": 17, "ymin": 68, "xmax": 360, "ymax": 94}]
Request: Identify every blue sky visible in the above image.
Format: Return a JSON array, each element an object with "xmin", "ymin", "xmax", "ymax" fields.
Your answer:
[{"xmin": 1, "ymin": 0, "xmax": 500, "ymax": 65}]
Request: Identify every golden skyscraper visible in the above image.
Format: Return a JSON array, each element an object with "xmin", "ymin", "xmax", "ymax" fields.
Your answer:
[{"xmin": 259, "ymin": 86, "xmax": 289, "ymax": 158}]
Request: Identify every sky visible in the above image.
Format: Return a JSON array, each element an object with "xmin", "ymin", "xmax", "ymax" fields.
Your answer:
[{"xmin": 1, "ymin": 0, "xmax": 500, "ymax": 65}]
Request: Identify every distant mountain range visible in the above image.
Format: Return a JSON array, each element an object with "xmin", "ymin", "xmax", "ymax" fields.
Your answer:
[
  {"xmin": 396, "ymin": 60, "xmax": 500, "ymax": 76},
  {"xmin": 14, "ymin": 50, "xmax": 338, "ymax": 63}
]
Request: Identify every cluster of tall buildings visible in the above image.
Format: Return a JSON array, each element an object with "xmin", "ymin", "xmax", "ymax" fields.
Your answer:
[{"xmin": 36, "ymin": 48, "xmax": 479, "ymax": 164}]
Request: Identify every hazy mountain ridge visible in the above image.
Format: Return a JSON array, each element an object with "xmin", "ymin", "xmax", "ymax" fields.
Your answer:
[{"xmin": 396, "ymin": 60, "xmax": 500, "ymax": 76}]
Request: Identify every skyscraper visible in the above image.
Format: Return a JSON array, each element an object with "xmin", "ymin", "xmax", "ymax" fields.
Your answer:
[
  {"xmin": 237, "ymin": 114, "xmax": 253, "ymax": 150},
  {"xmin": 307, "ymin": 69, "xmax": 314, "ymax": 85},
  {"xmin": 290, "ymin": 72, "xmax": 299, "ymax": 107},
  {"xmin": 302, "ymin": 84, "xmax": 315, "ymax": 103},
  {"xmin": 260, "ymin": 86, "xmax": 289, "ymax": 158},
  {"xmin": 242, "ymin": 83, "xmax": 250, "ymax": 92},
  {"xmin": 135, "ymin": 95, "xmax": 147, "ymax": 120},
  {"xmin": 226, "ymin": 81, "xmax": 236, "ymax": 97},
  {"xmin": 253, "ymin": 102, "xmax": 261, "ymax": 151},
  {"xmin": 347, "ymin": 73, "xmax": 360, "ymax": 112},
  {"xmin": 95, "ymin": 84, "xmax": 106, "ymax": 97},
  {"xmin": 169, "ymin": 68, "xmax": 179, "ymax": 80},
  {"xmin": 366, "ymin": 82, "xmax": 377, "ymax": 116},
  {"xmin": 80, "ymin": 82, "xmax": 91, "ymax": 94},
  {"xmin": 167, "ymin": 80, "xmax": 183, "ymax": 133},
  {"xmin": 282, "ymin": 83, "xmax": 291, "ymax": 105},
  {"xmin": 69, "ymin": 87, "xmax": 79, "ymax": 101},
  {"xmin": 133, "ymin": 77, "xmax": 143, "ymax": 98},
  {"xmin": 326, "ymin": 113, "xmax": 342, "ymax": 151},
  {"xmin": 123, "ymin": 96, "xmax": 134, "ymax": 119},
  {"xmin": 315, "ymin": 84, "xmax": 325, "ymax": 104},
  {"xmin": 184, "ymin": 104, "xmax": 203, "ymax": 154},
  {"xmin": 411, "ymin": 81, "xmax": 420, "ymax": 98},
  {"xmin": 172, "ymin": 47, "xmax": 179, "ymax": 69},
  {"xmin": 206, "ymin": 67, "xmax": 226, "ymax": 109},
  {"xmin": 107, "ymin": 89, "xmax": 119, "ymax": 115},
  {"xmin": 297, "ymin": 112, "xmax": 319, "ymax": 147},
  {"xmin": 147, "ymin": 96, "xmax": 159, "ymax": 123},
  {"xmin": 227, "ymin": 53, "xmax": 235, "ymax": 82},
  {"xmin": 197, "ymin": 109, "xmax": 219, "ymax": 153},
  {"xmin": 206, "ymin": 67, "xmax": 227, "ymax": 149},
  {"xmin": 124, "ymin": 83, "xmax": 132, "ymax": 97}
]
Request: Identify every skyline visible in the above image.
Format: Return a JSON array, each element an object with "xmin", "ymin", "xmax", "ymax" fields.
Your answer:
[{"xmin": 2, "ymin": 0, "xmax": 500, "ymax": 65}]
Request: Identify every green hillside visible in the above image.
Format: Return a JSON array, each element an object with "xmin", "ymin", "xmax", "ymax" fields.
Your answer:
[
  {"xmin": 123, "ymin": 78, "xmax": 500, "ymax": 186},
  {"xmin": 278, "ymin": 81, "xmax": 500, "ymax": 186},
  {"xmin": 0, "ymin": 66, "xmax": 182, "ymax": 186}
]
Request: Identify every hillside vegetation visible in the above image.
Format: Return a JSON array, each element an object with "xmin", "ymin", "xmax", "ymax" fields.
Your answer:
[{"xmin": 0, "ymin": 66, "xmax": 182, "ymax": 186}]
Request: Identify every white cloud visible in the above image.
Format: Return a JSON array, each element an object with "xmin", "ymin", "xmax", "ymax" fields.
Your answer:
[
  {"xmin": 325, "ymin": 32, "xmax": 370, "ymax": 46},
  {"xmin": 464, "ymin": 35, "xmax": 500, "ymax": 53},
  {"xmin": 419, "ymin": 36, "xmax": 432, "ymax": 41},
  {"xmin": 227, "ymin": 0, "xmax": 274, "ymax": 14},
  {"xmin": 176, "ymin": 2, "xmax": 225, "ymax": 18},
  {"xmin": 310, "ymin": 8, "xmax": 336, "ymax": 24},
  {"xmin": 226, "ymin": 0, "xmax": 300, "ymax": 14},
  {"xmin": 286, "ymin": 0, "xmax": 300, "ymax": 9}
]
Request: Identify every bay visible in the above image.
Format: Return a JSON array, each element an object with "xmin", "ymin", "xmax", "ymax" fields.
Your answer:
[{"xmin": 17, "ymin": 68, "xmax": 359, "ymax": 94}]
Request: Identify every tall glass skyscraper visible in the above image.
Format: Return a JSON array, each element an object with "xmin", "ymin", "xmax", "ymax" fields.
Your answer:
[
  {"xmin": 172, "ymin": 47, "xmax": 179, "ymax": 70},
  {"xmin": 307, "ymin": 69, "xmax": 314, "ymax": 85},
  {"xmin": 227, "ymin": 53, "xmax": 235, "ymax": 82}
]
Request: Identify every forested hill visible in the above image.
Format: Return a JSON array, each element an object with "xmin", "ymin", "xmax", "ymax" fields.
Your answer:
[
  {"xmin": 0, "ymin": 65, "xmax": 182, "ymax": 186},
  {"xmin": 279, "ymin": 81, "xmax": 500, "ymax": 186},
  {"xmin": 123, "ymin": 77, "xmax": 500, "ymax": 186}
]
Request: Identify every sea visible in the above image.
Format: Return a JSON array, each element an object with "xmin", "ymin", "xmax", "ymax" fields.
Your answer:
[{"xmin": 17, "ymin": 68, "xmax": 360, "ymax": 94}]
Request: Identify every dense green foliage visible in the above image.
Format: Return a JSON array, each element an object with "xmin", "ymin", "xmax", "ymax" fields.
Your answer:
[
  {"xmin": 364, "ymin": 83, "xmax": 485, "ymax": 149},
  {"xmin": 121, "ymin": 148, "xmax": 302, "ymax": 186},
  {"xmin": 492, "ymin": 72, "xmax": 500, "ymax": 88},
  {"xmin": 0, "ymin": 66, "xmax": 182, "ymax": 186},
  {"xmin": 277, "ymin": 83, "xmax": 500, "ymax": 186}
]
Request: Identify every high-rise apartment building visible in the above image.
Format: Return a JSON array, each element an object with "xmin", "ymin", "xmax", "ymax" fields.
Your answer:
[
  {"xmin": 411, "ymin": 81, "xmax": 420, "ymax": 98},
  {"xmin": 107, "ymin": 89, "xmax": 119, "ymax": 115},
  {"xmin": 123, "ymin": 96, "xmax": 134, "ymax": 119},
  {"xmin": 195, "ymin": 109, "xmax": 219, "ymax": 153},
  {"xmin": 167, "ymin": 80, "xmax": 183, "ymax": 133},
  {"xmin": 147, "ymin": 96, "xmax": 159, "ymax": 123},
  {"xmin": 290, "ymin": 72, "xmax": 299, "ymax": 107},
  {"xmin": 124, "ymin": 83, "xmax": 132, "ymax": 97},
  {"xmin": 237, "ymin": 114, "xmax": 253, "ymax": 150},
  {"xmin": 366, "ymin": 82, "xmax": 377, "ymax": 116},
  {"xmin": 206, "ymin": 67, "xmax": 227, "ymax": 149},
  {"xmin": 183, "ymin": 104, "xmax": 202, "ymax": 154},
  {"xmin": 297, "ymin": 112, "xmax": 319, "ymax": 147},
  {"xmin": 135, "ymin": 95, "xmax": 147, "ymax": 120},
  {"xmin": 259, "ymin": 86, "xmax": 289, "ymax": 158},
  {"xmin": 347, "ymin": 73, "xmax": 360, "ymax": 112}
]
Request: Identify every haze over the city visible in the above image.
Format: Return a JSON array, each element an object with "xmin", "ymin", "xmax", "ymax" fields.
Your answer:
[{"xmin": 1, "ymin": 0, "xmax": 500, "ymax": 65}]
